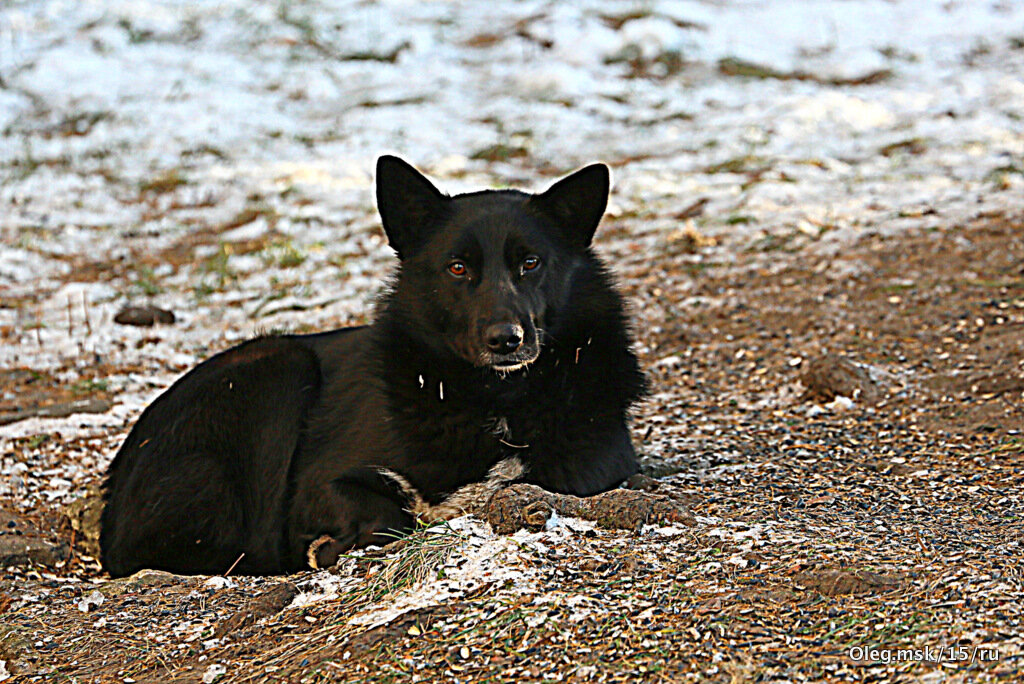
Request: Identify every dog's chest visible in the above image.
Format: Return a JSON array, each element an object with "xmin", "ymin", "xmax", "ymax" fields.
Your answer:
[{"xmin": 388, "ymin": 373, "xmax": 554, "ymax": 499}]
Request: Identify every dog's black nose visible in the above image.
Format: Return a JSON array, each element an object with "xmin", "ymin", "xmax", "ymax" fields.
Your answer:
[{"xmin": 485, "ymin": 323, "xmax": 523, "ymax": 354}]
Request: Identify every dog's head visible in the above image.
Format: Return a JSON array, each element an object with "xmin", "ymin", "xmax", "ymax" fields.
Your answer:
[{"xmin": 376, "ymin": 155, "xmax": 609, "ymax": 373}]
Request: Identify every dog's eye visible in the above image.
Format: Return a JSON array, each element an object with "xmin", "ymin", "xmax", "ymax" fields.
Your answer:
[
  {"xmin": 522, "ymin": 256, "xmax": 541, "ymax": 272},
  {"xmin": 447, "ymin": 261, "xmax": 467, "ymax": 278}
]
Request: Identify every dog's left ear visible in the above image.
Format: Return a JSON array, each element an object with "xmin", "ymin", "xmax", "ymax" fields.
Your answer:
[
  {"xmin": 376, "ymin": 155, "xmax": 448, "ymax": 259},
  {"xmin": 531, "ymin": 163, "xmax": 610, "ymax": 249}
]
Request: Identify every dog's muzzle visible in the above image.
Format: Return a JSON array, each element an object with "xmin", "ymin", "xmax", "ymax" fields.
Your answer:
[{"xmin": 481, "ymin": 322, "xmax": 540, "ymax": 371}]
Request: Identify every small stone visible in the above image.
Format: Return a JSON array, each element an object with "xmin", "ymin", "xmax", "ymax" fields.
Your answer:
[
  {"xmin": 800, "ymin": 354, "xmax": 881, "ymax": 405},
  {"xmin": 77, "ymin": 590, "xmax": 104, "ymax": 613},
  {"xmin": 204, "ymin": 576, "xmax": 236, "ymax": 590},
  {"xmin": 202, "ymin": 663, "xmax": 226, "ymax": 683},
  {"xmin": 0, "ymin": 509, "xmax": 70, "ymax": 568},
  {"xmin": 114, "ymin": 305, "xmax": 176, "ymax": 327}
]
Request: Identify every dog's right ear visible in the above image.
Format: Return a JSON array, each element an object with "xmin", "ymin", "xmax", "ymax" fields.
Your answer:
[{"xmin": 376, "ymin": 156, "xmax": 448, "ymax": 259}]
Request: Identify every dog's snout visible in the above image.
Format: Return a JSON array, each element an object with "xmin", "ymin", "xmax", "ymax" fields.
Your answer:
[{"xmin": 485, "ymin": 323, "xmax": 523, "ymax": 354}]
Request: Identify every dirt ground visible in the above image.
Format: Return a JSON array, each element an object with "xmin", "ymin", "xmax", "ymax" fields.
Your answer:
[{"xmin": 1, "ymin": 210, "xmax": 1021, "ymax": 682}]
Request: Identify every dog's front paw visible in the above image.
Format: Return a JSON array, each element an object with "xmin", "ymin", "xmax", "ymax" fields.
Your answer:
[
  {"xmin": 484, "ymin": 484, "xmax": 694, "ymax": 535},
  {"xmin": 307, "ymin": 534, "xmax": 352, "ymax": 570},
  {"xmin": 483, "ymin": 484, "xmax": 578, "ymax": 535},
  {"xmin": 584, "ymin": 488, "xmax": 695, "ymax": 530}
]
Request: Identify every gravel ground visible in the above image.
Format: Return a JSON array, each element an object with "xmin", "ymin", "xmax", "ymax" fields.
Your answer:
[{"xmin": 1, "ymin": 1, "xmax": 1023, "ymax": 682}]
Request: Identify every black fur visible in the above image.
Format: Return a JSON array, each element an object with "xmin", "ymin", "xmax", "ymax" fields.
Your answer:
[{"xmin": 100, "ymin": 156, "xmax": 646, "ymax": 576}]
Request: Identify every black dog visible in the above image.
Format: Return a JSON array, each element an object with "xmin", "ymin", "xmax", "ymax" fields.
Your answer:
[{"xmin": 100, "ymin": 156, "xmax": 646, "ymax": 576}]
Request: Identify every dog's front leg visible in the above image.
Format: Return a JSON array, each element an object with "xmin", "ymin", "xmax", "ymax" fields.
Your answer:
[
  {"xmin": 287, "ymin": 467, "xmax": 414, "ymax": 570},
  {"xmin": 521, "ymin": 419, "xmax": 639, "ymax": 497}
]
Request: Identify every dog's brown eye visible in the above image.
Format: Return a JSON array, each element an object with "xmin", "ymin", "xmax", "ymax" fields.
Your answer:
[
  {"xmin": 522, "ymin": 256, "xmax": 541, "ymax": 272},
  {"xmin": 447, "ymin": 261, "xmax": 467, "ymax": 277}
]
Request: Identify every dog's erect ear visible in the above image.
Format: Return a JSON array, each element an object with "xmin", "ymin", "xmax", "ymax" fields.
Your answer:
[
  {"xmin": 530, "ymin": 164, "xmax": 610, "ymax": 249},
  {"xmin": 376, "ymin": 156, "xmax": 448, "ymax": 258}
]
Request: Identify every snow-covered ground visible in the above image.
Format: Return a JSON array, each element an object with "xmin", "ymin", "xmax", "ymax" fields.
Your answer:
[{"xmin": 2, "ymin": 0, "xmax": 1023, "ymax": 505}]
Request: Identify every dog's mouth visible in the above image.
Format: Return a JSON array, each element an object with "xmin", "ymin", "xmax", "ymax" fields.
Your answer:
[
  {"xmin": 490, "ymin": 359, "xmax": 531, "ymax": 373},
  {"xmin": 483, "ymin": 346, "xmax": 540, "ymax": 374}
]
